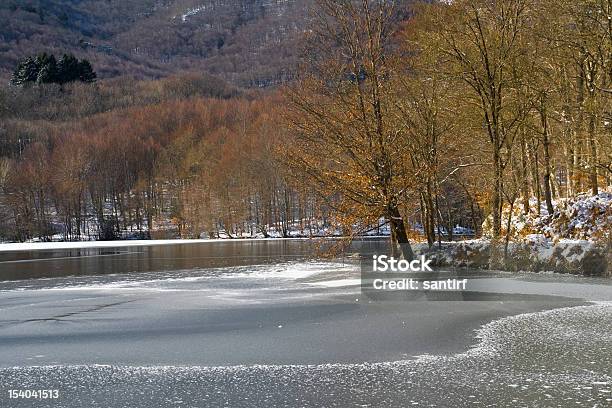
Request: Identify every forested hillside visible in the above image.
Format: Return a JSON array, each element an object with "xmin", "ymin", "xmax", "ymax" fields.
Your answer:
[
  {"xmin": 0, "ymin": 75, "xmax": 298, "ymax": 241},
  {"xmin": 0, "ymin": 0, "xmax": 610, "ymax": 246},
  {"xmin": 0, "ymin": 0, "xmax": 311, "ymax": 86}
]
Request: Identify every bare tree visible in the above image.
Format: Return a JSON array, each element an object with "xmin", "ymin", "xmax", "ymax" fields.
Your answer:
[
  {"xmin": 414, "ymin": 0, "xmax": 533, "ymax": 238},
  {"xmin": 285, "ymin": 0, "xmax": 415, "ymax": 258}
]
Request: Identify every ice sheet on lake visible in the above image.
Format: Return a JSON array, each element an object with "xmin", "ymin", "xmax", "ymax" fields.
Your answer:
[
  {"xmin": 0, "ymin": 261, "xmax": 358, "ymax": 293},
  {"xmin": 305, "ymin": 278, "xmax": 362, "ymax": 288},
  {"xmin": 1, "ymin": 302, "xmax": 610, "ymax": 407}
]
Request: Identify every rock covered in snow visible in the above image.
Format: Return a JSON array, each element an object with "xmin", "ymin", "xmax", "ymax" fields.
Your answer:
[{"xmin": 415, "ymin": 238, "xmax": 610, "ymax": 277}]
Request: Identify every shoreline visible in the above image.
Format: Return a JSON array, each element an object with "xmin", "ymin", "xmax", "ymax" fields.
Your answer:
[
  {"xmin": 2, "ymin": 236, "xmax": 609, "ymax": 277},
  {"xmin": 416, "ymin": 240, "xmax": 610, "ymax": 277}
]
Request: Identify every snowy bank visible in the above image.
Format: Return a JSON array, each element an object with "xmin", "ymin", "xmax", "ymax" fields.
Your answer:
[
  {"xmin": 483, "ymin": 191, "xmax": 611, "ymax": 242},
  {"xmin": 416, "ymin": 238, "xmax": 610, "ymax": 277},
  {"xmin": 446, "ymin": 191, "xmax": 611, "ymax": 276}
]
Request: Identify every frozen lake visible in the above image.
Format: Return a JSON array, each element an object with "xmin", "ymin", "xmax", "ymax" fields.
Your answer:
[{"xmin": 0, "ymin": 239, "xmax": 610, "ymax": 407}]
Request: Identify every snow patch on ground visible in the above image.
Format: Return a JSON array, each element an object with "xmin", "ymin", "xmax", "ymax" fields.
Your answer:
[
  {"xmin": 226, "ymin": 261, "xmax": 354, "ymax": 281},
  {"xmin": 0, "ymin": 261, "xmax": 357, "ymax": 293},
  {"xmin": 178, "ymin": 4, "xmax": 207, "ymax": 22},
  {"xmin": 305, "ymin": 279, "xmax": 362, "ymax": 288}
]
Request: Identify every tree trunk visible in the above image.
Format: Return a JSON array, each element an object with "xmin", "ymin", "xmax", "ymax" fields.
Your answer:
[
  {"xmin": 520, "ymin": 131, "xmax": 530, "ymax": 214},
  {"xmin": 588, "ymin": 113, "xmax": 599, "ymax": 195},
  {"xmin": 575, "ymin": 56, "xmax": 586, "ymax": 193},
  {"xmin": 528, "ymin": 142, "xmax": 542, "ymax": 215},
  {"xmin": 491, "ymin": 149, "xmax": 502, "ymax": 238},
  {"xmin": 419, "ymin": 193, "xmax": 432, "ymax": 247},
  {"xmin": 565, "ymin": 132, "xmax": 574, "ymax": 198},
  {"xmin": 447, "ymin": 207, "xmax": 454, "ymax": 242},
  {"xmin": 388, "ymin": 204, "xmax": 414, "ymax": 261},
  {"xmin": 420, "ymin": 182, "xmax": 436, "ymax": 248},
  {"xmin": 504, "ymin": 197, "xmax": 515, "ymax": 259},
  {"xmin": 540, "ymin": 103, "xmax": 554, "ymax": 216}
]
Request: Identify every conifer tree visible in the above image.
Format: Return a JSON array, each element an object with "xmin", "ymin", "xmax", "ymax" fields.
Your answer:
[
  {"xmin": 78, "ymin": 60, "xmax": 97, "ymax": 83},
  {"xmin": 10, "ymin": 53, "xmax": 96, "ymax": 86},
  {"xmin": 35, "ymin": 54, "xmax": 58, "ymax": 84},
  {"xmin": 10, "ymin": 57, "xmax": 39, "ymax": 86},
  {"xmin": 57, "ymin": 54, "xmax": 80, "ymax": 84}
]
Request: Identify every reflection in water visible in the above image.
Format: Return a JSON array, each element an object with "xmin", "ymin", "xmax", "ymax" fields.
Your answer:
[{"xmin": 0, "ymin": 239, "xmax": 389, "ymax": 282}]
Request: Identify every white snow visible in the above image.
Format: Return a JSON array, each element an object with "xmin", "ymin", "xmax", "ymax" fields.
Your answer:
[
  {"xmin": 227, "ymin": 261, "xmax": 355, "ymax": 281},
  {"xmin": 305, "ymin": 279, "xmax": 362, "ymax": 288},
  {"xmin": 179, "ymin": 4, "xmax": 207, "ymax": 22},
  {"xmin": 483, "ymin": 189, "xmax": 611, "ymax": 242},
  {"xmin": 0, "ymin": 237, "xmax": 315, "ymax": 253}
]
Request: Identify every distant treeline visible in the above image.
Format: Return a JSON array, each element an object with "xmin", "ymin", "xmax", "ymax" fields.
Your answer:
[{"xmin": 0, "ymin": 70, "xmax": 480, "ymax": 242}]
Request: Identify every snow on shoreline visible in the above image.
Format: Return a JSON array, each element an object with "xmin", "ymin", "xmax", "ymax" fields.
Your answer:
[
  {"xmin": 0, "ymin": 237, "xmax": 307, "ymax": 252},
  {"xmin": 0, "ymin": 236, "xmax": 393, "ymax": 253},
  {"xmin": 417, "ymin": 238, "xmax": 610, "ymax": 276},
  {"xmin": 484, "ymin": 190, "xmax": 611, "ymax": 242}
]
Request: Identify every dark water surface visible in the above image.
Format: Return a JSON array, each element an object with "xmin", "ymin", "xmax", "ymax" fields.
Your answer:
[{"xmin": 0, "ymin": 239, "xmax": 389, "ymax": 282}]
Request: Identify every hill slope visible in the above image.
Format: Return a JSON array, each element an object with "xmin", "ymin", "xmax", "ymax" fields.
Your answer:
[{"xmin": 0, "ymin": 0, "xmax": 311, "ymax": 86}]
